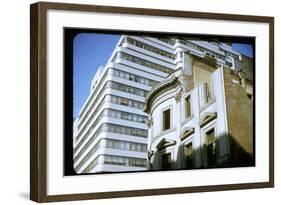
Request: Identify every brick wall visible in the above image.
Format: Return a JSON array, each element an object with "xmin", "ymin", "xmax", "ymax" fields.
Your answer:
[{"xmin": 223, "ymin": 68, "xmax": 254, "ymax": 166}]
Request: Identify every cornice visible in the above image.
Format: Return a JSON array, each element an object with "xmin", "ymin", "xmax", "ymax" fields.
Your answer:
[{"xmin": 144, "ymin": 74, "xmax": 179, "ymax": 113}]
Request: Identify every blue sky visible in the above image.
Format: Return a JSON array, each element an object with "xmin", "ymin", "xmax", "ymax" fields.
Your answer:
[
  {"xmin": 73, "ymin": 33, "xmax": 253, "ymax": 118},
  {"xmin": 232, "ymin": 43, "xmax": 253, "ymax": 58},
  {"xmin": 73, "ymin": 33, "xmax": 120, "ymax": 118}
]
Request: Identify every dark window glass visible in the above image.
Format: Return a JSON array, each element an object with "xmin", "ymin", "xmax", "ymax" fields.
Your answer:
[
  {"xmin": 162, "ymin": 153, "xmax": 172, "ymax": 170},
  {"xmin": 185, "ymin": 96, "xmax": 191, "ymax": 118},
  {"xmin": 184, "ymin": 142, "xmax": 193, "ymax": 169},
  {"xmin": 206, "ymin": 128, "xmax": 217, "ymax": 166},
  {"xmin": 163, "ymin": 109, "xmax": 171, "ymax": 131}
]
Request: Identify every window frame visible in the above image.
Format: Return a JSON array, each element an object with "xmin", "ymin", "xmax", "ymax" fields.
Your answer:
[
  {"xmin": 159, "ymin": 148, "xmax": 174, "ymax": 170},
  {"xmin": 183, "ymin": 141, "xmax": 194, "ymax": 169},
  {"xmin": 182, "ymin": 135, "xmax": 194, "ymax": 169},
  {"xmin": 162, "ymin": 107, "xmax": 172, "ymax": 131},
  {"xmin": 201, "ymin": 122, "xmax": 218, "ymax": 168},
  {"xmin": 185, "ymin": 95, "xmax": 192, "ymax": 119}
]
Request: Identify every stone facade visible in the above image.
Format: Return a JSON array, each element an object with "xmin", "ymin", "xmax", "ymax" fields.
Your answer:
[{"xmin": 145, "ymin": 54, "xmax": 254, "ymax": 171}]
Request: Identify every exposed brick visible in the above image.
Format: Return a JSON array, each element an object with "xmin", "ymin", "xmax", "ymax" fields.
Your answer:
[{"xmin": 223, "ymin": 69, "xmax": 254, "ymax": 166}]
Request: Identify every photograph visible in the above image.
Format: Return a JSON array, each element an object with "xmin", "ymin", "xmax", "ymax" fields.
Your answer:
[
  {"xmin": 29, "ymin": 2, "xmax": 274, "ymax": 202},
  {"xmin": 66, "ymin": 31, "xmax": 255, "ymax": 175}
]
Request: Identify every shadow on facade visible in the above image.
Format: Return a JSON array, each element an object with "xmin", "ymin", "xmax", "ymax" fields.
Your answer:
[
  {"xmin": 227, "ymin": 134, "xmax": 254, "ymax": 167},
  {"xmin": 150, "ymin": 133, "xmax": 254, "ymax": 171}
]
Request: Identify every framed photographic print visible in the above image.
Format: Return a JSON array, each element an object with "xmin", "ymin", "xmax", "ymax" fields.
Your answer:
[{"xmin": 30, "ymin": 1, "xmax": 274, "ymax": 202}]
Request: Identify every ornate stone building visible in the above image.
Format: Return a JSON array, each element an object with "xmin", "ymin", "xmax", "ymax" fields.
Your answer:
[{"xmin": 144, "ymin": 52, "xmax": 254, "ymax": 170}]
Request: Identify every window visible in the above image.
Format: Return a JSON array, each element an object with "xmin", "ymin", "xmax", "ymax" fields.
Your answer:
[
  {"xmin": 137, "ymin": 144, "xmax": 142, "ymax": 152},
  {"xmin": 124, "ymin": 142, "xmax": 130, "ymax": 150},
  {"xmin": 121, "ymin": 127, "xmax": 126, "ymax": 134},
  {"xmin": 163, "ymin": 109, "xmax": 171, "ymax": 131},
  {"xmin": 103, "ymin": 155, "xmax": 146, "ymax": 167},
  {"xmin": 111, "ymin": 96, "xmax": 117, "ymax": 104},
  {"xmin": 162, "ymin": 153, "xmax": 172, "ymax": 170},
  {"xmin": 120, "ymin": 98, "xmax": 128, "ymax": 105},
  {"xmin": 129, "ymin": 74, "xmax": 134, "ymax": 81},
  {"xmin": 104, "ymin": 123, "xmax": 147, "ymax": 138},
  {"xmin": 119, "ymin": 52, "xmax": 173, "ymax": 74},
  {"xmin": 194, "ymin": 65, "xmax": 213, "ymax": 103},
  {"xmin": 142, "ymin": 145, "xmax": 147, "ymax": 152},
  {"xmin": 134, "ymin": 76, "xmax": 140, "ymax": 83},
  {"xmin": 116, "ymin": 111, "xmax": 121, "ymax": 119},
  {"xmin": 115, "ymin": 126, "xmax": 121, "ymax": 133},
  {"xmin": 130, "ymin": 143, "xmax": 136, "ymax": 151},
  {"xmin": 185, "ymin": 96, "xmax": 191, "ymax": 118},
  {"xmin": 126, "ymin": 38, "xmax": 176, "ymax": 59},
  {"xmin": 205, "ymin": 128, "xmax": 217, "ymax": 166},
  {"xmin": 205, "ymin": 83, "xmax": 212, "ymax": 103},
  {"xmin": 118, "ymin": 71, "xmax": 124, "ymax": 78},
  {"xmin": 184, "ymin": 142, "xmax": 193, "ymax": 169}
]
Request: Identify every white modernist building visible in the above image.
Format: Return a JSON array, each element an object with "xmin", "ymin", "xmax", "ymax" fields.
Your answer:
[{"xmin": 73, "ymin": 35, "xmax": 252, "ymax": 173}]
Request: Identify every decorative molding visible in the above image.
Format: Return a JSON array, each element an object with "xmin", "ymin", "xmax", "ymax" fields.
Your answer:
[
  {"xmin": 144, "ymin": 74, "xmax": 179, "ymax": 113},
  {"xmin": 175, "ymin": 90, "xmax": 182, "ymax": 103},
  {"xmin": 146, "ymin": 116, "xmax": 153, "ymax": 128},
  {"xmin": 148, "ymin": 150, "xmax": 154, "ymax": 160},
  {"xmin": 181, "ymin": 127, "xmax": 195, "ymax": 141},
  {"xmin": 156, "ymin": 138, "xmax": 176, "ymax": 150},
  {"xmin": 199, "ymin": 112, "xmax": 217, "ymax": 127}
]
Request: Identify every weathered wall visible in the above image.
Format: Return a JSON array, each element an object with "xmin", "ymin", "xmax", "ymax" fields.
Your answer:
[
  {"xmin": 223, "ymin": 68, "xmax": 254, "ymax": 166},
  {"xmin": 234, "ymin": 54, "xmax": 254, "ymax": 81}
]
